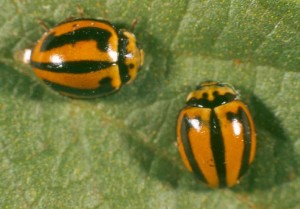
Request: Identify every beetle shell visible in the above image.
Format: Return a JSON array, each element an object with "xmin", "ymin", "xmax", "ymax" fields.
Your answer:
[
  {"xmin": 30, "ymin": 18, "xmax": 144, "ymax": 99},
  {"xmin": 177, "ymin": 82, "xmax": 256, "ymax": 188}
]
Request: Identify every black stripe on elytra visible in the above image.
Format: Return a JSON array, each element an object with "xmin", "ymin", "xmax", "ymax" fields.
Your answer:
[
  {"xmin": 210, "ymin": 109, "xmax": 227, "ymax": 187},
  {"xmin": 40, "ymin": 27, "xmax": 112, "ymax": 52},
  {"xmin": 180, "ymin": 115, "xmax": 207, "ymax": 183},
  {"xmin": 117, "ymin": 31, "xmax": 131, "ymax": 84},
  {"xmin": 31, "ymin": 61, "xmax": 114, "ymax": 73},
  {"xmin": 43, "ymin": 77, "xmax": 116, "ymax": 98},
  {"xmin": 187, "ymin": 92, "xmax": 236, "ymax": 108},
  {"xmin": 226, "ymin": 107, "xmax": 252, "ymax": 178}
]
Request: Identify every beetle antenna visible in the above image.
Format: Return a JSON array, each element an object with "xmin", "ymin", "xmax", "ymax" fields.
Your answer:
[
  {"xmin": 130, "ymin": 19, "xmax": 138, "ymax": 31},
  {"xmin": 37, "ymin": 18, "xmax": 49, "ymax": 31}
]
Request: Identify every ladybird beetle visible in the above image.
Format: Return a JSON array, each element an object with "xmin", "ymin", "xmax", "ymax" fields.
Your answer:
[
  {"xmin": 177, "ymin": 81, "xmax": 256, "ymax": 188},
  {"xmin": 30, "ymin": 18, "xmax": 144, "ymax": 99}
]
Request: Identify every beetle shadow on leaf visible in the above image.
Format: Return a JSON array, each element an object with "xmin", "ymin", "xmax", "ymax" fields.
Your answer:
[
  {"xmin": 113, "ymin": 21, "xmax": 174, "ymax": 101},
  {"xmin": 124, "ymin": 132, "xmax": 181, "ymax": 187},
  {"xmin": 233, "ymin": 93, "xmax": 299, "ymax": 192},
  {"xmin": 123, "ymin": 131, "xmax": 210, "ymax": 192},
  {"xmin": 0, "ymin": 64, "xmax": 63, "ymax": 102}
]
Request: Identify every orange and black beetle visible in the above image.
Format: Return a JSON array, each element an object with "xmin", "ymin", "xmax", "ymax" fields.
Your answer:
[
  {"xmin": 177, "ymin": 82, "xmax": 256, "ymax": 188},
  {"xmin": 30, "ymin": 18, "xmax": 144, "ymax": 99}
]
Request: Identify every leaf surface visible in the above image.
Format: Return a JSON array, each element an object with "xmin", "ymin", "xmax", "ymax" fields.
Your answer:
[{"xmin": 0, "ymin": 0, "xmax": 299, "ymax": 208}]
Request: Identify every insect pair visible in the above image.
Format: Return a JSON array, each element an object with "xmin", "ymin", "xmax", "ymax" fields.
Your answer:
[{"xmin": 28, "ymin": 18, "xmax": 256, "ymax": 188}]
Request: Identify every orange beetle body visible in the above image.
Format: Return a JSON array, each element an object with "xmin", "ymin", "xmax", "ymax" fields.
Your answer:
[
  {"xmin": 177, "ymin": 82, "xmax": 256, "ymax": 188},
  {"xmin": 30, "ymin": 18, "xmax": 144, "ymax": 99}
]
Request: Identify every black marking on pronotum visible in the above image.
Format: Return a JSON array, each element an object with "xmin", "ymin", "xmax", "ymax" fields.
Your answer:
[
  {"xmin": 128, "ymin": 63, "xmax": 135, "ymax": 69},
  {"xmin": 31, "ymin": 61, "xmax": 114, "ymax": 73},
  {"xmin": 43, "ymin": 77, "xmax": 117, "ymax": 98},
  {"xmin": 210, "ymin": 110, "xmax": 227, "ymax": 187},
  {"xmin": 187, "ymin": 92, "xmax": 237, "ymax": 108},
  {"xmin": 180, "ymin": 115, "xmax": 208, "ymax": 183},
  {"xmin": 40, "ymin": 27, "xmax": 112, "ymax": 52},
  {"xmin": 117, "ymin": 31, "xmax": 131, "ymax": 84},
  {"xmin": 226, "ymin": 107, "xmax": 252, "ymax": 178}
]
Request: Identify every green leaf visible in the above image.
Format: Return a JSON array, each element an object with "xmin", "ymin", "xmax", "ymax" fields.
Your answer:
[{"xmin": 1, "ymin": 0, "xmax": 299, "ymax": 208}]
